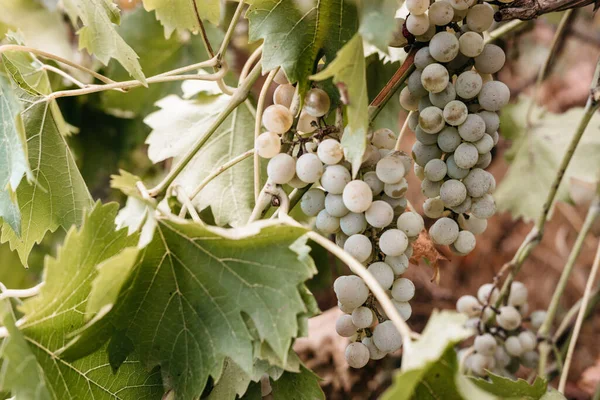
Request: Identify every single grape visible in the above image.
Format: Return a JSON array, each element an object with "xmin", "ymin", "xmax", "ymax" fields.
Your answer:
[
  {"xmin": 453, "ymin": 230, "xmax": 476, "ymax": 254},
  {"xmin": 477, "ymin": 283, "xmax": 499, "ymax": 304},
  {"xmin": 300, "ymin": 188, "xmax": 325, "ymax": 217},
  {"xmin": 376, "ymin": 154, "xmax": 406, "ymax": 184},
  {"xmin": 456, "ymin": 295, "xmax": 481, "ymax": 317},
  {"xmin": 379, "ymin": 229, "xmax": 409, "ymax": 256},
  {"xmin": 344, "ymin": 234, "xmax": 372, "ymax": 263},
  {"xmin": 447, "ymin": 0, "xmax": 471, "ymax": 11},
  {"xmin": 475, "ymin": 44, "xmax": 506, "ymax": 74},
  {"xmin": 474, "ymin": 333, "xmax": 497, "ymax": 356},
  {"xmin": 317, "ymin": 139, "xmax": 343, "ymax": 165},
  {"xmin": 412, "ymin": 141, "xmax": 444, "ymax": 169},
  {"xmin": 406, "ymin": 0, "xmax": 429, "ymax": 15},
  {"xmin": 421, "ymin": 63, "xmax": 450, "ymax": 93},
  {"xmin": 362, "ymin": 336, "xmax": 387, "ymax": 360},
  {"xmin": 343, "ymin": 180, "xmax": 373, "ymax": 213},
  {"xmin": 316, "ymin": 209, "xmax": 340, "ymax": 234},
  {"xmin": 474, "ymin": 134, "xmax": 494, "ymax": 154},
  {"xmin": 454, "ymin": 143, "xmax": 479, "ymax": 169},
  {"xmin": 458, "ymin": 214, "xmax": 487, "ymax": 235},
  {"xmin": 256, "ymin": 132, "xmax": 282, "ymax": 159},
  {"xmin": 440, "ymin": 179, "xmax": 467, "ymax": 207},
  {"xmin": 459, "ymin": 31, "xmax": 484, "ymax": 57},
  {"xmin": 367, "ymin": 261, "xmax": 395, "ymax": 290},
  {"xmin": 530, "ymin": 310, "xmax": 547, "ymax": 330},
  {"xmin": 352, "ymin": 306, "xmax": 375, "ymax": 329},
  {"xmin": 429, "ymin": 217, "xmax": 459, "ymax": 245},
  {"xmin": 477, "ymin": 110, "xmax": 500, "ymax": 134},
  {"xmin": 373, "ymin": 320, "xmax": 403, "ymax": 352},
  {"xmin": 450, "ymin": 196, "xmax": 472, "ymax": 215},
  {"xmin": 414, "ymin": 47, "xmax": 435, "ymax": 69},
  {"xmin": 385, "ymin": 255, "xmax": 409, "ymax": 276},
  {"xmin": 262, "ymin": 104, "xmax": 293, "ymax": 134},
  {"xmin": 361, "ymin": 172, "xmax": 383, "ymax": 197},
  {"xmin": 419, "ymin": 106, "xmax": 445, "ymax": 133},
  {"xmin": 456, "ymin": 70, "xmax": 483, "ymax": 100},
  {"xmin": 408, "ymin": 69, "xmax": 428, "ymax": 98},
  {"xmin": 443, "ymin": 100, "xmax": 468, "ymax": 127},
  {"xmin": 406, "ymin": 13, "xmax": 430, "ymax": 36},
  {"xmin": 458, "ymin": 114, "xmax": 486, "ymax": 142},
  {"xmin": 321, "ymin": 165, "xmax": 351, "ymax": 194},
  {"xmin": 340, "ymin": 212, "xmax": 368, "ymax": 236},
  {"xmin": 273, "ymin": 84, "xmax": 295, "ymax": 108},
  {"xmin": 469, "ymin": 353, "xmax": 493, "ymax": 376},
  {"xmin": 497, "ymin": 306, "xmax": 522, "ymax": 331},
  {"xmin": 478, "ymin": 81, "xmax": 510, "ymax": 112},
  {"xmin": 495, "ymin": 346, "xmax": 511, "ymax": 368},
  {"xmin": 336, "ymin": 314, "xmax": 358, "ymax": 337},
  {"xmin": 471, "ymin": 194, "xmax": 496, "ymax": 219},
  {"xmin": 325, "ymin": 193, "xmax": 350, "ymax": 218},
  {"xmin": 371, "ymin": 128, "xmax": 397, "ymax": 150},
  {"xmin": 297, "ymin": 110, "xmax": 318, "ymax": 134},
  {"xmin": 518, "ymin": 330, "xmax": 537, "ymax": 352},
  {"xmin": 274, "ymin": 69, "xmax": 289, "ymax": 85},
  {"xmin": 397, "ymin": 211, "xmax": 424, "ymax": 238},
  {"xmin": 475, "ymin": 152, "xmax": 492, "ymax": 169},
  {"xmin": 391, "ymin": 299, "xmax": 413, "ymax": 321},
  {"xmin": 267, "ymin": 153, "xmax": 296, "ymax": 184},
  {"xmin": 415, "ymin": 125, "xmax": 439, "ymax": 145},
  {"xmin": 304, "ymin": 88, "xmax": 330, "ymax": 117},
  {"xmin": 429, "ymin": 1, "xmax": 454, "ymax": 26},
  {"xmin": 508, "ymin": 281, "xmax": 528, "ymax": 307},
  {"xmin": 391, "ymin": 278, "xmax": 415, "ymax": 302},
  {"xmin": 365, "ymin": 200, "xmax": 394, "ymax": 228},
  {"xmin": 463, "ymin": 168, "xmax": 491, "ymax": 198},
  {"xmin": 384, "ymin": 179, "xmax": 409, "ymax": 199},
  {"xmin": 423, "ymin": 197, "xmax": 445, "ymax": 218},
  {"xmin": 429, "ymin": 32, "xmax": 459, "ymax": 63},
  {"xmin": 296, "ymin": 153, "xmax": 323, "ymax": 183},
  {"xmin": 421, "ymin": 178, "xmax": 442, "ymax": 198},
  {"xmin": 466, "ymin": 4, "xmax": 494, "ymax": 33},
  {"xmin": 429, "ymin": 83, "xmax": 456, "ymax": 109},
  {"xmin": 345, "ymin": 342, "xmax": 370, "ymax": 368},
  {"xmin": 504, "ymin": 336, "xmax": 523, "ymax": 357},
  {"xmin": 437, "ymin": 126, "xmax": 462, "ymax": 153},
  {"xmin": 446, "ymin": 154, "xmax": 470, "ymax": 179},
  {"xmin": 334, "ymin": 275, "xmax": 370, "ymax": 310}
]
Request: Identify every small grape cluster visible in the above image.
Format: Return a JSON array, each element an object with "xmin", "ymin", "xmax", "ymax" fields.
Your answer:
[
  {"xmin": 456, "ymin": 282, "xmax": 547, "ymax": 377},
  {"xmin": 397, "ymin": 0, "xmax": 510, "ymax": 255}
]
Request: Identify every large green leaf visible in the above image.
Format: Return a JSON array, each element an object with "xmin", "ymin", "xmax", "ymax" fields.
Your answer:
[
  {"xmin": 312, "ymin": 34, "xmax": 369, "ymax": 177},
  {"xmin": 145, "ymin": 83, "xmax": 260, "ymax": 227},
  {"xmin": 142, "ymin": 0, "xmax": 220, "ymax": 38},
  {"xmin": 495, "ymin": 97, "xmax": 600, "ymax": 221},
  {"xmin": 0, "ymin": 54, "xmax": 92, "ymax": 266},
  {"xmin": 62, "ymin": 0, "xmax": 146, "ymax": 83},
  {"xmin": 471, "ymin": 374, "xmax": 548, "ymax": 400},
  {"xmin": 246, "ymin": 0, "xmax": 358, "ymax": 93},
  {"xmin": 0, "ymin": 203, "xmax": 164, "ymax": 399},
  {"xmin": 269, "ymin": 365, "xmax": 324, "ymax": 400},
  {"xmin": 102, "ymin": 219, "xmax": 316, "ymax": 399},
  {"xmin": 358, "ymin": 0, "xmax": 397, "ymax": 52}
]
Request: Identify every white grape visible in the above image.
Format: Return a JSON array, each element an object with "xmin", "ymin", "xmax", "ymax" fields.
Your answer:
[
  {"xmin": 522, "ymin": 351, "xmax": 540, "ymax": 369},
  {"xmin": 454, "ymin": 143, "xmax": 479, "ymax": 169},
  {"xmin": 345, "ymin": 342, "xmax": 370, "ymax": 368},
  {"xmin": 338, "ymin": 301, "xmax": 355, "ymax": 314},
  {"xmin": 421, "ymin": 178, "xmax": 442, "ymax": 198},
  {"xmin": 518, "ymin": 331, "xmax": 537, "ymax": 352},
  {"xmin": 421, "ymin": 63, "xmax": 450, "ymax": 94},
  {"xmin": 453, "ymin": 230, "xmax": 476, "ymax": 254},
  {"xmin": 363, "ymin": 171, "xmax": 384, "ymax": 196},
  {"xmin": 397, "ymin": 211, "xmax": 424, "ymax": 238},
  {"xmin": 456, "ymin": 295, "xmax": 481, "ymax": 317},
  {"xmin": 288, "ymin": 175, "xmax": 309, "ymax": 189},
  {"xmin": 334, "ymin": 275, "xmax": 370, "ymax": 310},
  {"xmin": 317, "ymin": 139, "xmax": 343, "ymax": 165},
  {"xmin": 296, "ymin": 153, "xmax": 323, "ymax": 183},
  {"xmin": 300, "ymin": 189, "xmax": 325, "ymax": 216},
  {"xmin": 256, "ymin": 132, "xmax": 282, "ymax": 159},
  {"xmin": 456, "ymin": 70, "xmax": 483, "ymax": 100},
  {"xmin": 474, "ymin": 134, "xmax": 494, "ymax": 154},
  {"xmin": 437, "ymin": 126, "xmax": 462, "ymax": 153},
  {"xmin": 297, "ymin": 110, "xmax": 318, "ymax": 134},
  {"xmin": 304, "ymin": 88, "xmax": 330, "ymax": 117},
  {"xmin": 446, "ymin": 155, "xmax": 470, "ymax": 179},
  {"xmin": 469, "ymin": 353, "xmax": 493, "ymax": 376},
  {"xmin": 340, "ymin": 212, "xmax": 368, "ymax": 236},
  {"xmin": 458, "ymin": 214, "xmax": 487, "ymax": 235},
  {"xmin": 414, "ymin": 163, "xmax": 425, "ymax": 180},
  {"xmin": 412, "ymin": 141, "xmax": 443, "ymax": 167},
  {"xmin": 406, "ymin": 13, "xmax": 430, "ymax": 36},
  {"xmin": 419, "ymin": 106, "xmax": 445, "ymax": 134},
  {"xmin": 458, "ymin": 114, "xmax": 486, "ymax": 142},
  {"xmin": 508, "ymin": 281, "xmax": 528, "ymax": 307},
  {"xmin": 406, "ymin": 0, "xmax": 429, "ymax": 15},
  {"xmin": 477, "ymin": 110, "xmax": 500, "ymax": 134},
  {"xmin": 450, "ymin": 196, "xmax": 472, "ymax": 215},
  {"xmin": 448, "ymin": 0, "xmax": 472, "ymax": 11},
  {"xmin": 362, "ymin": 337, "xmax": 387, "ymax": 360},
  {"xmin": 477, "ymin": 283, "xmax": 499, "ymax": 304},
  {"xmin": 336, "ymin": 314, "xmax": 358, "ymax": 337},
  {"xmin": 365, "ymin": 200, "xmax": 394, "ymax": 228},
  {"xmin": 466, "ymin": 4, "xmax": 494, "ymax": 33},
  {"xmin": 475, "ymin": 152, "xmax": 492, "ymax": 169},
  {"xmin": 376, "ymin": 154, "xmax": 406, "ymax": 184},
  {"xmin": 391, "ymin": 299, "xmax": 413, "ymax": 321},
  {"xmin": 262, "ymin": 104, "xmax": 293, "ymax": 134},
  {"xmin": 343, "ymin": 180, "xmax": 373, "ymax": 213},
  {"xmin": 399, "ymin": 86, "xmax": 420, "ymax": 111},
  {"xmin": 459, "ymin": 31, "xmax": 484, "ymax": 57},
  {"xmin": 442, "ymin": 100, "xmax": 468, "ymax": 126},
  {"xmin": 429, "ymin": 1, "xmax": 454, "ymax": 26},
  {"xmin": 379, "ymin": 229, "xmax": 409, "ymax": 256},
  {"xmin": 474, "ymin": 333, "xmax": 497, "ymax": 356},
  {"xmin": 475, "ymin": 44, "xmax": 506, "ymax": 75},
  {"xmin": 440, "ymin": 179, "xmax": 467, "ymax": 207},
  {"xmin": 267, "ymin": 153, "xmax": 296, "ymax": 184},
  {"xmin": 429, "ymin": 32, "xmax": 459, "ymax": 63},
  {"xmin": 530, "ymin": 310, "xmax": 547, "ymax": 330},
  {"xmin": 478, "ymin": 81, "xmax": 510, "ymax": 112},
  {"xmin": 495, "ymin": 346, "xmax": 511, "ymax": 368},
  {"xmin": 344, "ymin": 234, "xmax": 372, "ymax": 263},
  {"xmin": 274, "ymin": 69, "xmax": 289, "ymax": 85},
  {"xmin": 415, "ymin": 125, "xmax": 439, "ymax": 145},
  {"xmin": 504, "ymin": 336, "xmax": 523, "ymax": 357},
  {"xmin": 423, "ymin": 159, "xmax": 446, "ymax": 182},
  {"xmin": 471, "ymin": 194, "xmax": 496, "ymax": 219},
  {"xmin": 316, "ymin": 210, "xmax": 340, "ymax": 234},
  {"xmin": 391, "ymin": 278, "xmax": 415, "ymax": 302},
  {"xmin": 385, "ymin": 255, "xmax": 409, "ymax": 276},
  {"xmin": 273, "ymin": 84, "xmax": 295, "ymax": 108},
  {"xmin": 352, "ymin": 306, "xmax": 375, "ymax": 329},
  {"xmin": 321, "ymin": 165, "xmax": 351, "ymax": 194},
  {"xmin": 373, "ymin": 320, "xmax": 403, "ymax": 352},
  {"xmin": 462, "ymin": 168, "xmax": 490, "ymax": 197},
  {"xmin": 497, "ymin": 306, "xmax": 522, "ymax": 331},
  {"xmin": 362, "ymin": 144, "xmax": 382, "ymax": 167},
  {"xmin": 384, "ymin": 179, "xmax": 409, "ymax": 199},
  {"xmin": 414, "ymin": 47, "xmax": 435, "ymax": 69},
  {"xmin": 408, "ymin": 69, "xmax": 428, "ymax": 98},
  {"xmin": 429, "ymin": 83, "xmax": 456, "ymax": 109},
  {"xmin": 429, "ymin": 217, "xmax": 459, "ymax": 245},
  {"xmin": 371, "ymin": 128, "xmax": 397, "ymax": 150},
  {"xmin": 367, "ymin": 261, "xmax": 395, "ymax": 290},
  {"xmin": 423, "ymin": 197, "xmax": 445, "ymax": 218},
  {"xmin": 325, "ymin": 193, "xmax": 350, "ymax": 218}
]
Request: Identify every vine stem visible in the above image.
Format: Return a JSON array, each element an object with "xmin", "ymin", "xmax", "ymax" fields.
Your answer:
[
  {"xmin": 484, "ymin": 20, "xmax": 528, "ymax": 43},
  {"xmin": 254, "ymin": 69, "xmax": 279, "ymax": 200},
  {"xmin": 240, "ymin": 45, "xmax": 264, "ymax": 82},
  {"xmin": 36, "ymin": 64, "xmax": 86, "ymax": 88},
  {"xmin": 559, "ymin": 238, "xmax": 600, "ymax": 393},
  {"xmin": 538, "ymin": 192, "xmax": 600, "ymax": 377},
  {"xmin": 175, "ymin": 186, "xmax": 202, "ymax": 223},
  {"xmin": 394, "ymin": 111, "xmax": 414, "ymax": 151},
  {"xmin": 148, "ymin": 64, "xmax": 263, "ymax": 198},
  {"xmin": 553, "ymin": 286, "xmax": 600, "ymax": 342},
  {"xmin": 0, "ymin": 282, "xmax": 44, "ymax": 301}
]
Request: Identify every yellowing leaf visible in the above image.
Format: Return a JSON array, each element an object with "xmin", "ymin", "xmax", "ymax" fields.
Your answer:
[{"xmin": 143, "ymin": 0, "xmax": 220, "ymax": 38}]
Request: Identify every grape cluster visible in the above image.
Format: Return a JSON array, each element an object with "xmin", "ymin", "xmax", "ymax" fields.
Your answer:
[
  {"xmin": 456, "ymin": 282, "xmax": 547, "ymax": 377},
  {"xmin": 397, "ymin": 0, "xmax": 510, "ymax": 255}
]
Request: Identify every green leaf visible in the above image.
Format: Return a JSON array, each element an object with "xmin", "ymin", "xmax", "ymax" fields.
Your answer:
[
  {"xmin": 269, "ymin": 365, "xmax": 324, "ymax": 400},
  {"xmin": 100, "ymin": 7, "xmax": 222, "ymax": 117},
  {"xmin": 0, "ymin": 300, "xmax": 51, "ymax": 400},
  {"xmin": 540, "ymin": 388, "xmax": 567, "ymax": 400},
  {"xmin": 1, "ymin": 203, "xmax": 164, "ymax": 399},
  {"xmin": 62, "ymin": 0, "xmax": 146, "ymax": 83},
  {"xmin": 0, "ymin": 54, "xmax": 93, "ymax": 266},
  {"xmin": 145, "ymin": 85, "xmax": 261, "ymax": 227},
  {"xmin": 358, "ymin": 0, "xmax": 397, "ymax": 52},
  {"xmin": 0, "ymin": 75, "xmax": 31, "ymax": 235},
  {"xmin": 312, "ymin": 34, "xmax": 369, "ymax": 177},
  {"xmin": 471, "ymin": 373, "xmax": 548, "ymax": 400},
  {"xmin": 366, "ymin": 55, "xmax": 404, "ymax": 132},
  {"xmin": 495, "ymin": 96, "xmax": 600, "ymax": 221},
  {"xmin": 104, "ymin": 219, "xmax": 316, "ymax": 399},
  {"xmin": 246, "ymin": 0, "xmax": 358, "ymax": 93},
  {"xmin": 142, "ymin": 0, "xmax": 220, "ymax": 38}
]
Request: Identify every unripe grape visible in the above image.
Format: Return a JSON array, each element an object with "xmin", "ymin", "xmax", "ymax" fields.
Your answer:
[
  {"xmin": 475, "ymin": 152, "xmax": 492, "ymax": 169},
  {"xmin": 384, "ymin": 179, "xmax": 409, "ymax": 199},
  {"xmin": 415, "ymin": 47, "xmax": 435, "ymax": 69},
  {"xmin": 450, "ymin": 196, "xmax": 472, "ymax": 215},
  {"xmin": 325, "ymin": 193, "xmax": 350, "ymax": 218},
  {"xmin": 367, "ymin": 261, "xmax": 395, "ymax": 290},
  {"xmin": 373, "ymin": 320, "xmax": 403, "ymax": 352},
  {"xmin": 406, "ymin": 13, "xmax": 430, "ymax": 36},
  {"xmin": 273, "ymin": 84, "xmax": 295, "ymax": 108},
  {"xmin": 530, "ymin": 310, "xmax": 547, "ymax": 330},
  {"xmin": 429, "ymin": 1, "xmax": 454, "ymax": 26},
  {"xmin": 317, "ymin": 139, "xmax": 343, "ymax": 165},
  {"xmin": 456, "ymin": 295, "xmax": 481, "ymax": 317},
  {"xmin": 440, "ymin": 179, "xmax": 467, "ymax": 207},
  {"xmin": 474, "ymin": 333, "xmax": 497, "ymax": 356},
  {"xmin": 408, "ymin": 69, "xmax": 428, "ymax": 98},
  {"xmin": 477, "ymin": 283, "xmax": 499, "ymax": 304},
  {"xmin": 423, "ymin": 197, "xmax": 445, "ymax": 218},
  {"xmin": 443, "ymin": 100, "xmax": 468, "ymax": 126},
  {"xmin": 376, "ymin": 154, "xmax": 406, "ymax": 184},
  {"xmin": 321, "ymin": 165, "xmax": 351, "ymax": 194},
  {"xmin": 429, "ymin": 32, "xmax": 459, "ymax": 63},
  {"xmin": 419, "ymin": 106, "xmax": 445, "ymax": 134},
  {"xmin": 267, "ymin": 153, "xmax": 296, "ymax": 184},
  {"xmin": 458, "ymin": 114, "xmax": 486, "ymax": 142},
  {"xmin": 274, "ymin": 69, "xmax": 289, "ymax": 85},
  {"xmin": 304, "ymin": 88, "xmax": 330, "ymax": 117},
  {"xmin": 256, "ymin": 132, "xmax": 282, "ymax": 158},
  {"xmin": 334, "ymin": 275, "xmax": 370, "ymax": 310},
  {"xmin": 297, "ymin": 110, "xmax": 318, "ymax": 134},
  {"xmin": 466, "ymin": 4, "xmax": 494, "ymax": 33},
  {"xmin": 504, "ymin": 336, "xmax": 523, "ymax": 357},
  {"xmin": 463, "ymin": 168, "xmax": 490, "ymax": 198},
  {"xmin": 459, "ymin": 31, "xmax": 484, "ymax": 57},
  {"xmin": 508, "ymin": 281, "xmax": 528, "ymax": 307},
  {"xmin": 296, "ymin": 153, "xmax": 323, "ymax": 183},
  {"xmin": 385, "ymin": 255, "xmax": 409, "ymax": 276},
  {"xmin": 300, "ymin": 188, "xmax": 325, "ymax": 216},
  {"xmin": 456, "ymin": 70, "xmax": 483, "ymax": 100},
  {"xmin": 437, "ymin": 126, "xmax": 461, "ymax": 153},
  {"xmin": 406, "ymin": 0, "xmax": 429, "ymax": 15},
  {"xmin": 453, "ymin": 230, "xmax": 476, "ymax": 254},
  {"xmin": 475, "ymin": 44, "xmax": 506, "ymax": 74},
  {"xmin": 474, "ymin": 134, "xmax": 494, "ymax": 155},
  {"xmin": 316, "ymin": 210, "xmax": 340, "ymax": 234},
  {"xmin": 429, "ymin": 83, "xmax": 456, "ymax": 109},
  {"xmin": 345, "ymin": 342, "xmax": 370, "ymax": 368},
  {"xmin": 288, "ymin": 175, "xmax": 309, "ymax": 189},
  {"xmin": 391, "ymin": 299, "xmax": 412, "ymax": 321},
  {"xmin": 362, "ymin": 337, "xmax": 387, "ymax": 360},
  {"xmin": 262, "ymin": 104, "xmax": 293, "ymax": 134},
  {"xmin": 391, "ymin": 278, "xmax": 415, "ymax": 302},
  {"xmin": 344, "ymin": 234, "xmax": 372, "ymax": 263},
  {"xmin": 371, "ymin": 128, "xmax": 397, "ymax": 150},
  {"xmin": 423, "ymin": 159, "xmax": 446, "ymax": 182},
  {"xmin": 343, "ymin": 180, "xmax": 373, "ymax": 213},
  {"xmin": 364, "ymin": 200, "xmax": 393, "ymax": 228},
  {"xmin": 469, "ymin": 353, "xmax": 493, "ymax": 376},
  {"xmin": 397, "ymin": 211, "xmax": 424, "ymax": 238},
  {"xmin": 497, "ymin": 306, "xmax": 522, "ymax": 331},
  {"xmin": 336, "ymin": 314, "xmax": 358, "ymax": 337},
  {"xmin": 429, "ymin": 217, "xmax": 459, "ymax": 245},
  {"xmin": 421, "ymin": 178, "xmax": 442, "ymax": 198},
  {"xmin": 352, "ymin": 306, "xmax": 375, "ymax": 329},
  {"xmin": 471, "ymin": 194, "xmax": 496, "ymax": 219},
  {"xmin": 446, "ymin": 155, "xmax": 469, "ymax": 179},
  {"xmin": 421, "ymin": 63, "xmax": 449, "ymax": 93},
  {"xmin": 454, "ymin": 143, "xmax": 479, "ymax": 169},
  {"xmin": 478, "ymin": 81, "xmax": 510, "ymax": 112},
  {"xmin": 477, "ymin": 110, "xmax": 500, "ymax": 134},
  {"xmin": 340, "ymin": 212, "xmax": 368, "ymax": 236},
  {"xmin": 379, "ymin": 229, "xmax": 409, "ymax": 256},
  {"xmin": 518, "ymin": 330, "xmax": 537, "ymax": 352}
]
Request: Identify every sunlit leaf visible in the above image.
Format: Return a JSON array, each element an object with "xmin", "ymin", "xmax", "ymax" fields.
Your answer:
[{"xmin": 142, "ymin": 0, "xmax": 220, "ymax": 38}]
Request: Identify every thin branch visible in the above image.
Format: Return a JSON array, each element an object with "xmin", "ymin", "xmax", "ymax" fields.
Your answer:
[
  {"xmin": 495, "ymin": 0, "xmax": 594, "ymax": 22},
  {"xmin": 485, "ymin": 20, "xmax": 529, "ymax": 43},
  {"xmin": 217, "ymin": 0, "xmax": 246, "ymax": 62},
  {"xmin": 559, "ymin": 238, "xmax": 600, "ymax": 392},
  {"xmin": 175, "ymin": 186, "xmax": 202, "ymax": 223},
  {"xmin": 240, "ymin": 45, "xmax": 263, "ymax": 82},
  {"xmin": 0, "ymin": 282, "xmax": 44, "ymax": 301},
  {"xmin": 191, "ymin": 0, "xmax": 216, "ymax": 58},
  {"xmin": 254, "ymin": 68, "xmax": 279, "ymax": 200},
  {"xmin": 248, "ymin": 180, "xmax": 277, "ymax": 223},
  {"xmin": 394, "ymin": 111, "xmax": 413, "ymax": 151},
  {"xmin": 37, "ymin": 65, "xmax": 86, "ymax": 88},
  {"xmin": 553, "ymin": 286, "xmax": 600, "ymax": 342}
]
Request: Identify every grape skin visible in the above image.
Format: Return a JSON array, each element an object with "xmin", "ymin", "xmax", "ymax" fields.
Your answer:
[
  {"xmin": 367, "ymin": 262, "xmax": 395, "ymax": 290},
  {"xmin": 343, "ymin": 180, "xmax": 374, "ymax": 213},
  {"xmin": 256, "ymin": 132, "xmax": 282, "ymax": 159},
  {"xmin": 397, "ymin": 211, "xmax": 424, "ymax": 237},
  {"xmin": 321, "ymin": 165, "xmax": 351, "ymax": 194},
  {"xmin": 317, "ymin": 139, "xmax": 343, "ymax": 165},
  {"xmin": 373, "ymin": 320, "xmax": 403, "ymax": 352},
  {"xmin": 267, "ymin": 153, "xmax": 296, "ymax": 184},
  {"xmin": 340, "ymin": 212, "xmax": 368, "ymax": 236},
  {"xmin": 391, "ymin": 278, "xmax": 415, "ymax": 302},
  {"xmin": 300, "ymin": 188, "xmax": 325, "ymax": 217},
  {"xmin": 365, "ymin": 200, "xmax": 394, "ymax": 228},
  {"xmin": 344, "ymin": 234, "xmax": 372, "ymax": 263},
  {"xmin": 262, "ymin": 104, "xmax": 293, "ymax": 134},
  {"xmin": 379, "ymin": 229, "xmax": 409, "ymax": 256},
  {"xmin": 345, "ymin": 342, "xmax": 370, "ymax": 368},
  {"xmin": 429, "ymin": 217, "xmax": 460, "ymax": 245}
]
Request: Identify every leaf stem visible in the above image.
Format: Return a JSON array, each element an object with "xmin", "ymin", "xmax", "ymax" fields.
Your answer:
[
  {"xmin": 217, "ymin": 0, "xmax": 246, "ymax": 63},
  {"xmin": 175, "ymin": 186, "xmax": 202, "ymax": 223},
  {"xmin": 148, "ymin": 64, "xmax": 263, "ymax": 198},
  {"xmin": 36, "ymin": 64, "xmax": 87, "ymax": 88},
  {"xmin": 0, "ymin": 282, "xmax": 44, "ymax": 301},
  {"xmin": 485, "ymin": 20, "xmax": 529, "ymax": 43},
  {"xmin": 254, "ymin": 68, "xmax": 278, "ymax": 200},
  {"xmin": 559, "ymin": 238, "xmax": 600, "ymax": 392}
]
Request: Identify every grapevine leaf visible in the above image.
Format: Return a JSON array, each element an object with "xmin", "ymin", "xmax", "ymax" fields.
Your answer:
[
  {"xmin": 142, "ymin": 0, "xmax": 220, "ymax": 38},
  {"xmin": 0, "ymin": 75, "xmax": 31, "ymax": 235},
  {"xmin": 115, "ymin": 197, "xmax": 157, "ymax": 248},
  {"xmin": 471, "ymin": 374, "xmax": 548, "ymax": 400},
  {"xmin": 541, "ymin": 388, "xmax": 567, "ymax": 400},
  {"xmin": 495, "ymin": 97, "xmax": 600, "ymax": 221},
  {"xmin": 246, "ymin": 0, "xmax": 358, "ymax": 93},
  {"xmin": 358, "ymin": 0, "xmax": 397, "ymax": 52},
  {"xmin": 101, "ymin": 7, "xmax": 222, "ymax": 116},
  {"xmin": 1, "ymin": 203, "xmax": 164, "ymax": 399},
  {"xmin": 0, "ymin": 300, "xmax": 51, "ymax": 400},
  {"xmin": 312, "ymin": 34, "xmax": 369, "ymax": 177},
  {"xmin": 145, "ymin": 86, "xmax": 260, "ymax": 227},
  {"xmin": 0, "ymin": 54, "xmax": 93, "ymax": 265},
  {"xmin": 269, "ymin": 365, "xmax": 324, "ymax": 400},
  {"xmin": 104, "ymin": 219, "xmax": 316, "ymax": 399},
  {"xmin": 366, "ymin": 55, "xmax": 403, "ymax": 132},
  {"xmin": 110, "ymin": 169, "xmax": 143, "ymax": 199},
  {"xmin": 61, "ymin": 0, "xmax": 146, "ymax": 83}
]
